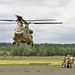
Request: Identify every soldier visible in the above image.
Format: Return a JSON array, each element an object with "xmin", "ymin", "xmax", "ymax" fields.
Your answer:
[
  {"xmin": 66, "ymin": 54, "xmax": 70, "ymax": 68},
  {"xmin": 70, "ymin": 55, "xmax": 74, "ymax": 68},
  {"xmin": 62, "ymin": 56, "xmax": 66, "ymax": 68}
]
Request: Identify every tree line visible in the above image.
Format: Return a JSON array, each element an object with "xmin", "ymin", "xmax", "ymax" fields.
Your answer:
[{"xmin": 0, "ymin": 43, "xmax": 75, "ymax": 56}]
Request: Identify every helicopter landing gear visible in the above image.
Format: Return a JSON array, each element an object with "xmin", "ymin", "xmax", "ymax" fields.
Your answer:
[
  {"xmin": 13, "ymin": 41, "xmax": 19, "ymax": 46},
  {"xmin": 17, "ymin": 43, "xmax": 19, "ymax": 46},
  {"xmin": 13, "ymin": 41, "xmax": 16, "ymax": 45},
  {"xmin": 27, "ymin": 42, "xmax": 33, "ymax": 47},
  {"xmin": 32, "ymin": 43, "xmax": 33, "ymax": 47},
  {"xmin": 27, "ymin": 42, "xmax": 30, "ymax": 45}
]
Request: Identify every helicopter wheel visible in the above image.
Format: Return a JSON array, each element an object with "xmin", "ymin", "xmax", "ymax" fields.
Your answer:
[
  {"xmin": 27, "ymin": 42, "xmax": 30, "ymax": 45},
  {"xmin": 32, "ymin": 43, "xmax": 33, "ymax": 47},
  {"xmin": 13, "ymin": 41, "xmax": 16, "ymax": 45},
  {"xmin": 17, "ymin": 43, "xmax": 19, "ymax": 46}
]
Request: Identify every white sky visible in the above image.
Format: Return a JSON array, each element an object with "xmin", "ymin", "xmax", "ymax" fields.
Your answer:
[{"xmin": 0, "ymin": 0, "xmax": 75, "ymax": 44}]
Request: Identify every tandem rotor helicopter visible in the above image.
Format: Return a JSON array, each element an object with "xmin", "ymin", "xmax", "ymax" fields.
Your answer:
[{"xmin": 0, "ymin": 15, "xmax": 62, "ymax": 46}]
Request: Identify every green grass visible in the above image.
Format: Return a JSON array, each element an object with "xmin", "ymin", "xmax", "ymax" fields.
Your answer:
[{"xmin": 0, "ymin": 56, "xmax": 63, "ymax": 67}]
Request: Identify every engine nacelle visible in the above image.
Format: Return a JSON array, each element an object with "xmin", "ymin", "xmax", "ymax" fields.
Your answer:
[{"xmin": 29, "ymin": 29, "xmax": 33, "ymax": 34}]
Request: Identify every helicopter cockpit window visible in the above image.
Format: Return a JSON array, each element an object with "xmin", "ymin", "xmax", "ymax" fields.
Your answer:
[{"xmin": 15, "ymin": 28, "xmax": 24, "ymax": 32}]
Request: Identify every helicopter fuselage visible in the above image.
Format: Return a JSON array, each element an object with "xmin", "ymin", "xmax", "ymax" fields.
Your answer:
[{"xmin": 12, "ymin": 21, "xmax": 33, "ymax": 46}]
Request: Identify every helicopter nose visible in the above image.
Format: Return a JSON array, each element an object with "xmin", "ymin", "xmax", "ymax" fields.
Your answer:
[{"xmin": 15, "ymin": 28, "xmax": 23, "ymax": 32}]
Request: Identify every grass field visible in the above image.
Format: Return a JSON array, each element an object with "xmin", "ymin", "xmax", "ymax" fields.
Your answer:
[
  {"xmin": 0, "ymin": 56, "xmax": 74, "ymax": 67},
  {"xmin": 0, "ymin": 56, "xmax": 75, "ymax": 75},
  {"xmin": 0, "ymin": 56, "xmax": 61, "ymax": 66}
]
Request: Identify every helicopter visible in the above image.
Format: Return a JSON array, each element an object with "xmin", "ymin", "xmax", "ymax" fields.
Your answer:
[{"xmin": 0, "ymin": 15, "xmax": 62, "ymax": 46}]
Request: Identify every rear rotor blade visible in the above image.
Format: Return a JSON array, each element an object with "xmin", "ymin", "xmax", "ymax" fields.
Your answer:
[
  {"xmin": 30, "ymin": 22, "xmax": 63, "ymax": 24},
  {"xmin": 26, "ymin": 19, "xmax": 56, "ymax": 21}
]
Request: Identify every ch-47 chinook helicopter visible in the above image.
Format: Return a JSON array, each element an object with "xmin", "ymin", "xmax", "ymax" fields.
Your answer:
[{"xmin": 0, "ymin": 15, "xmax": 62, "ymax": 46}]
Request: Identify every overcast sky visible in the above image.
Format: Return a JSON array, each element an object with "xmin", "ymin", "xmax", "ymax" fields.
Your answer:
[{"xmin": 0, "ymin": 0, "xmax": 75, "ymax": 44}]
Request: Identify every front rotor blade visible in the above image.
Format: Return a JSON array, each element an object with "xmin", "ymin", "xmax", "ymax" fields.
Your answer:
[
  {"xmin": 0, "ymin": 19, "xmax": 16, "ymax": 21},
  {"xmin": 0, "ymin": 23, "xmax": 16, "ymax": 24},
  {"xmin": 30, "ymin": 22, "xmax": 62, "ymax": 24},
  {"xmin": 0, "ymin": 19, "xmax": 56, "ymax": 22}
]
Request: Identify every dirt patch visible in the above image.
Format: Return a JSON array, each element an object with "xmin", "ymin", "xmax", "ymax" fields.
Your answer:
[{"xmin": 0, "ymin": 66, "xmax": 75, "ymax": 75}]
